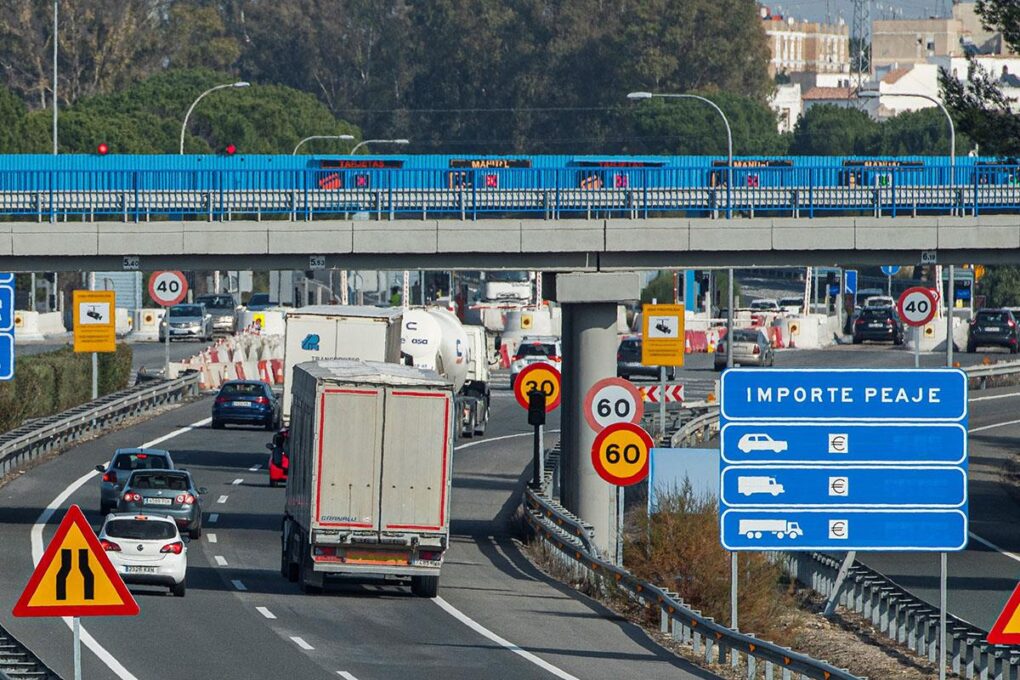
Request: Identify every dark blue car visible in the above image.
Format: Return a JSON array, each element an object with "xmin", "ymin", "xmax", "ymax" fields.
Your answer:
[{"xmin": 212, "ymin": 380, "xmax": 281, "ymax": 431}]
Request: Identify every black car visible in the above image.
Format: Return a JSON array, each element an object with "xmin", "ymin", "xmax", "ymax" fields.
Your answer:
[
  {"xmin": 967, "ymin": 309, "xmax": 1020, "ymax": 353},
  {"xmin": 212, "ymin": 380, "xmax": 281, "ymax": 430},
  {"xmin": 617, "ymin": 336, "xmax": 675, "ymax": 380},
  {"xmin": 852, "ymin": 307, "xmax": 904, "ymax": 345}
]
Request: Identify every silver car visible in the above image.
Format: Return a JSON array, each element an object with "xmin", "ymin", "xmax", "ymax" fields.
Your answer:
[
  {"xmin": 96, "ymin": 448, "xmax": 175, "ymax": 514},
  {"xmin": 159, "ymin": 303, "xmax": 212, "ymax": 341},
  {"xmin": 117, "ymin": 470, "xmax": 207, "ymax": 539},
  {"xmin": 195, "ymin": 294, "xmax": 237, "ymax": 334},
  {"xmin": 715, "ymin": 328, "xmax": 775, "ymax": 369}
]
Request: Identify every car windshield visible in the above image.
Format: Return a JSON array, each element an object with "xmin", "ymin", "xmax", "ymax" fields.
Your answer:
[
  {"xmin": 113, "ymin": 453, "xmax": 168, "ymax": 471},
  {"xmin": 779, "ymin": 298, "xmax": 801, "ymax": 307},
  {"xmin": 220, "ymin": 383, "xmax": 265, "ymax": 397},
  {"xmin": 104, "ymin": 519, "xmax": 177, "ymax": 540},
  {"xmin": 619, "ymin": 339, "xmax": 641, "ymax": 353},
  {"xmin": 516, "ymin": 343, "xmax": 557, "ymax": 358},
  {"xmin": 861, "ymin": 308, "xmax": 892, "ymax": 320},
  {"xmin": 750, "ymin": 301, "xmax": 776, "ymax": 310},
  {"xmin": 865, "ymin": 297, "xmax": 892, "ymax": 306},
  {"xmin": 977, "ymin": 311, "xmax": 1009, "ymax": 323},
  {"xmin": 732, "ymin": 330, "xmax": 761, "ymax": 343},
  {"xmin": 197, "ymin": 295, "xmax": 234, "ymax": 309},
  {"xmin": 487, "ymin": 271, "xmax": 529, "ymax": 283},
  {"xmin": 129, "ymin": 473, "xmax": 190, "ymax": 491},
  {"xmin": 169, "ymin": 305, "xmax": 202, "ymax": 318}
]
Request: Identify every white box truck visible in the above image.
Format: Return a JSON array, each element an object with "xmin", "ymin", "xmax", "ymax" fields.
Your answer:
[
  {"xmin": 281, "ymin": 359, "xmax": 454, "ymax": 597},
  {"xmin": 281, "ymin": 306, "xmax": 403, "ymax": 422}
]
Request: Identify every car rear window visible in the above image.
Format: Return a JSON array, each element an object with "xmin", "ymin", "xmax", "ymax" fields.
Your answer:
[
  {"xmin": 516, "ymin": 343, "xmax": 557, "ymax": 358},
  {"xmin": 732, "ymin": 330, "xmax": 761, "ymax": 343},
  {"xmin": 977, "ymin": 311, "xmax": 1010, "ymax": 323},
  {"xmin": 619, "ymin": 339, "xmax": 641, "ymax": 352},
  {"xmin": 198, "ymin": 295, "xmax": 234, "ymax": 309},
  {"xmin": 860, "ymin": 308, "xmax": 893, "ymax": 320},
  {"xmin": 130, "ymin": 473, "xmax": 190, "ymax": 491},
  {"xmin": 169, "ymin": 305, "xmax": 202, "ymax": 318},
  {"xmin": 104, "ymin": 519, "xmax": 177, "ymax": 540},
  {"xmin": 113, "ymin": 454, "xmax": 168, "ymax": 471},
  {"xmin": 220, "ymin": 383, "xmax": 265, "ymax": 397},
  {"xmin": 750, "ymin": 301, "xmax": 776, "ymax": 310}
]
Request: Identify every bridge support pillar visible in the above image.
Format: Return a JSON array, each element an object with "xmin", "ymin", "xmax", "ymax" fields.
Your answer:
[{"xmin": 558, "ymin": 272, "xmax": 640, "ymax": 555}]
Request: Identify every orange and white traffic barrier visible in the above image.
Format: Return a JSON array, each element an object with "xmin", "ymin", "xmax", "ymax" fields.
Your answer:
[
  {"xmin": 258, "ymin": 360, "xmax": 273, "ymax": 384},
  {"xmin": 271, "ymin": 359, "xmax": 284, "ymax": 384}
]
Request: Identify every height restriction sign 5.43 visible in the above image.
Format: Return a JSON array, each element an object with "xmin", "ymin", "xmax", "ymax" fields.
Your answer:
[
  {"xmin": 591, "ymin": 422, "xmax": 653, "ymax": 486},
  {"xmin": 514, "ymin": 362, "xmax": 561, "ymax": 412}
]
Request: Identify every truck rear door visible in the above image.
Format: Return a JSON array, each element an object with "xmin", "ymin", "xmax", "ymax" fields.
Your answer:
[
  {"xmin": 314, "ymin": 386, "xmax": 384, "ymax": 531},
  {"xmin": 379, "ymin": 389, "xmax": 452, "ymax": 533}
]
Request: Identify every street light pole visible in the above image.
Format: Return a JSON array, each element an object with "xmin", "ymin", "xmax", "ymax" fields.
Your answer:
[
  {"xmin": 179, "ymin": 81, "xmax": 250, "ymax": 155},
  {"xmin": 52, "ymin": 0, "xmax": 58, "ymax": 155},
  {"xmin": 350, "ymin": 139, "xmax": 410, "ymax": 155},
  {"xmin": 861, "ymin": 91, "xmax": 955, "ymax": 185},
  {"xmin": 292, "ymin": 134, "xmax": 355, "ymax": 155},
  {"xmin": 626, "ymin": 90, "xmax": 737, "ymax": 367}
]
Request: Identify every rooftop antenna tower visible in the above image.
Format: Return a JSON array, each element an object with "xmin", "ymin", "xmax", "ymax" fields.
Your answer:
[{"xmin": 851, "ymin": 0, "xmax": 870, "ymax": 96}]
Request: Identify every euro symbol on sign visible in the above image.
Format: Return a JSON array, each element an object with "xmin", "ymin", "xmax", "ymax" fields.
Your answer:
[
  {"xmin": 828, "ymin": 520, "xmax": 849, "ymax": 540},
  {"xmin": 828, "ymin": 476, "xmax": 849, "ymax": 497},
  {"xmin": 828, "ymin": 433, "xmax": 848, "ymax": 454}
]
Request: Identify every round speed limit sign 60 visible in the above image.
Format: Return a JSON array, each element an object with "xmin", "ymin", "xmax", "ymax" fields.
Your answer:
[
  {"xmin": 514, "ymin": 362, "xmax": 562, "ymax": 412},
  {"xmin": 590, "ymin": 422, "xmax": 653, "ymax": 486},
  {"xmin": 896, "ymin": 286, "xmax": 938, "ymax": 327},
  {"xmin": 583, "ymin": 377, "xmax": 644, "ymax": 432},
  {"xmin": 148, "ymin": 271, "xmax": 188, "ymax": 307}
]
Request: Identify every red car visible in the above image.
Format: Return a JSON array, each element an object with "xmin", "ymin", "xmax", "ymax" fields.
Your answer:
[{"xmin": 266, "ymin": 428, "xmax": 289, "ymax": 487}]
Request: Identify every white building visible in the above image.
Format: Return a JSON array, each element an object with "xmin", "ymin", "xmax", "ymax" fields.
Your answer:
[{"xmin": 770, "ymin": 83, "xmax": 803, "ymax": 133}]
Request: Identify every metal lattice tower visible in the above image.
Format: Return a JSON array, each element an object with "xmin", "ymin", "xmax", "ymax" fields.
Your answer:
[{"xmin": 851, "ymin": 0, "xmax": 870, "ymax": 95}]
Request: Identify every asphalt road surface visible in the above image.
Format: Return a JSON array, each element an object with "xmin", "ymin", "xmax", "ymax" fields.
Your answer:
[
  {"xmin": 15, "ymin": 338, "xmax": 205, "ymax": 376},
  {"xmin": 0, "ymin": 386, "xmax": 719, "ymax": 680}
]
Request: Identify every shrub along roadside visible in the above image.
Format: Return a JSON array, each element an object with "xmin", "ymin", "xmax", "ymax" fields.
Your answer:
[{"xmin": 0, "ymin": 344, "xmax": 133, "ymax": 433}]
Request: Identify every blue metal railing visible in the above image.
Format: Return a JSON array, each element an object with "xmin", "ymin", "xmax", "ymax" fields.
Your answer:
[{"xmin": 2, "ymin": 165, "xmax": 1020, "ymax": 221}]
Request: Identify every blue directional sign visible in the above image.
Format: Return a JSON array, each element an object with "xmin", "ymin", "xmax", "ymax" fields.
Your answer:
[
  {"xmin": 0, "ymin": 272, "xmax": 11, "ymax": 381},
  {"xmin": 844, "ymin": 269, "xmax": 858, "ymax": 296},
  {"xmin": 720, "ymin": 422, "xmax": 967, "ymax": 465},
  {"xmin": 881, "ymin": 266, "xmax": 901, "ymax": 277},
  {"xmin": 720, "ymin": 369, "xmax": 967, "ymax": 421},
  {"xmin": 720, "ymin": 368, "xmax": 968, "ymax": 552},
  {"xmin": 720, "ymin": 509, "xmax": 967, "ymax": 551},
  {"xmin": 721, "ymin": 466, "xmax": 966, "ymax": 508}
]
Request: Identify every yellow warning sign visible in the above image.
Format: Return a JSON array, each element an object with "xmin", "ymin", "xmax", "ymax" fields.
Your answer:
[
  {"xmin": 73, "ymin": 290, "xmax": 116, "ymax": 353},
  {"xmin": 12, "ymin": 505, "xmax": 138, "ymax": 617},
  {"xmin": 251, "ymin": 312, "xmax": 266, "ymax": 329},
  {"xmin": 641, "ymin": 304, "xmax": 685, "ymax": 367}
]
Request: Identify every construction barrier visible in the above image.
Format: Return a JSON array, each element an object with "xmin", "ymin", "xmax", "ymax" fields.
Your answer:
[
  {"xmin": 133, "ymin": 308, "xmax": 164, "ymax": 341},
  {"xmin": 115, "ymin": 308, "xmax": 133, "ymax": 336},
  {"xmin": 36, "ymin": 312, "xmax": 67, "ymax": 336},
  {"xmin": 13, "ymin": 311, "xmax": 44, "ymax": 342}
]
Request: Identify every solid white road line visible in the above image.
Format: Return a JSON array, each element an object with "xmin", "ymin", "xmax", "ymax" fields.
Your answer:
[
  {"xmin": 291, "ymin": 637, "xmax": 314, "ymax": 651},
  {"xmin": 434, "ymin": 597, "xmax": 580, "ymax": 680},
  {"xmin": 208, "ymin": 513, "xmax": 220, "ymax": 523},
  {"xmin": 454, "ymin": 429, "xmax": 560, "ymax": 452},
  {"xmin": 970, "ymin": 418, "xmax": 1020, "ymax": 433},
  {"xmin": 207, "ymin": 533, "xmax": 218, "ymax": 544},
  {"xmin": 337, "ymin": 672, "xmax": 359, "ymax": 680},
  {"xmin": 231, "ymin": 579, "xmax": 247, "ymax": 591},
  {"xmin": 249, "ymin": 464, "xmax": 262, "ymax": 471},
  {"xmin": 214, "ymin": 555, "xmax": 228, "ymax": 567},
  {"xmin": 232, "ymin": 478, "xmax": 243, "ymax": 485},
  {"xmin": 256, "ymin": 606, "xmax": 277, "ymax": 620},
  {"xmin": 30, "ymin": 416, "xmax": 212, "ymax": 680},
  {"xmin": 968, "ymin": 531, "xmax": 1020, "ymax": 564},
  {"xmin": 217, "ymin": 494, "xmax": 229, "ymax": 504},
  {"xmin": 970, "ymin": 391, "xmax": 1020, "ymax": 403}
]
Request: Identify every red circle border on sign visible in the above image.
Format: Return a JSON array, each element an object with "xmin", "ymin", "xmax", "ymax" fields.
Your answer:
[
  {"xmin": 513, "ymin": 362, "xmax": 562, "ymax": 412},
  {"xmin": 590, "ymin": 422, "xmax": 653, "ymax": 486},
  {"xmin": 148, "ymin": 271, "xmax": 188, "ymax": 307},
  {"xmin": 582, "ymin": 377, "xmax": 644, "ymax": 432},
  {"xmin": 896, "ymin": 286, "xmax": 938, "ymax": 327}
]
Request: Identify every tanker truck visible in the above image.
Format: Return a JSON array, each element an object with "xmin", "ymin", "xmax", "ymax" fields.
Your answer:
[{"xmin": 401, "ymin": 307, "xmax": 489, "ymax": 438}]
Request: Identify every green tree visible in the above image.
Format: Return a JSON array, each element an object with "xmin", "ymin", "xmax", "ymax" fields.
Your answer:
[
  {"xmin": 978, "ymin": 266, "xmax": 1020, "ymax": 307},
  {"xmin": 165, "ymin": 2, "xmax": 242, "ymax": 71},
  {"xmin": 790, "ymin": 105, "xmax": 879, "ymax": 155},
  {"xmin": 641, "ymin": 271, "xmax": 677, "ymax": 304},
  {"xmin": 977, "ymin": 0, "xmax": 1020, "ymax": 54}
]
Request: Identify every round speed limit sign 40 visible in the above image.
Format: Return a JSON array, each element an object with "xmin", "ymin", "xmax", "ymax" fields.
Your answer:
[
  {"xmin": 590, "ymin": 422, "xmax": 653, "ymax": 486},
  {"xmin": 148, "ymin": 271, "xmax": 188, "ymax": 307},
  {"xmin": 896, "ymin": 286, "xmax": 938, "ymax": 327},
  {"xmin": 583, "ymin": 377, "xmax": 644, "ymax": 432}
]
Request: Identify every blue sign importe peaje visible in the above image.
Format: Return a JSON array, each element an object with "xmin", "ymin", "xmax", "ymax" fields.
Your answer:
[
  {"xmin": 0, "ymin": 272, "xmax": 12, "ymax": 381},
  {"xmin": 720, "ymin": 368, "xmax": 968, "ymax": 552}
]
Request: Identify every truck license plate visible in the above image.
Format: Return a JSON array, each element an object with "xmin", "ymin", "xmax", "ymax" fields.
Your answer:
[{"xmin": 345, "ymin": 550, "xmax": 409, "ymax": 565}]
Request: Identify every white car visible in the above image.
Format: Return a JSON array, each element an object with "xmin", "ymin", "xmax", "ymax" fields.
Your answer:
[
  {"xmin": 863, "ymin": 295, "xmax": 895, "ymax": 309},
  {"xmin": 100, "ymin": 513, "xmax": 188, "ymax": 597},
  {"xmin": 749, "ymin": 299, "xmax": 780, "ymax": 312},
  {"xmin": 509, "ymin": 336, "xmax": 562, "ymax": 388},
  {"xmin": 737, "ymin": 433, "xmax": 788, "ymax": 454}
]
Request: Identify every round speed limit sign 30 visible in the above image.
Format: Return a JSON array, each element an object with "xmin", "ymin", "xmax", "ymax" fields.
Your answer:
[
  {"xmin": 590, "ymin": 422, "xmax": 653, "ymax": 486},
  {"xmin": 148, "ymin": 271, "xmax": 188, "ymax": 307},
  {"xmin": 583, "ymin": 377, "xmax": 644, "ymax": 432},
  {"xmin": 513, "ymin": 362, "xmax": 562, "ymax": 412},
  {"xmin": 896, "ymin": 286, "xmax": 938, "ymax": 327}
]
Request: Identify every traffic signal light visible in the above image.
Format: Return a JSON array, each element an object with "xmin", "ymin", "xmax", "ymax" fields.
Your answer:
[{"xmin": 96, "ymin": 142, "xmax": 109, "ymax": 155}]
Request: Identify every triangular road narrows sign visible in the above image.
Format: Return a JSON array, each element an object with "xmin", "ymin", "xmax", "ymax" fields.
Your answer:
[
  {"xmin": 988, "ymin": 582, "xmax": 1020, "ymax": 644},
  {"xmin": 12, "ymin": 504, "xmax": 139, "ymax": 617}
]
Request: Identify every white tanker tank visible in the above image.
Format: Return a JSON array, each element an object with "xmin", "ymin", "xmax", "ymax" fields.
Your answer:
[{"xmin": 401, "ymin": 307, "xmax": 469, "ymax": 392}]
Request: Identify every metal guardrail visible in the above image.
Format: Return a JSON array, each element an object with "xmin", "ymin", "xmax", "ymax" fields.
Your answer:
[
  {"xmin": 0, "ymin": 373, "xmax": 200, "ymax": 476},
  {"xmin": 523, "ymin": 445, "xmax": 861, "ymax": 679}
]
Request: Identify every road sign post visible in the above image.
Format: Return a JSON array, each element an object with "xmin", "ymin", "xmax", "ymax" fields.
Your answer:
[
  {"xmin": 898, "ymin": 287, "xmax": 939, "ymax": 369},
  {"xmin": 590, "ymin": 422, "xmax": 653, "ymax": 566},
  {"xmin": 148, "ymin": 271, "xmax": 189, "ymax": 378},
  {"xmin": 73, "ymin": 290, "xmax": 116, "ymax": 399},
  {"xmin": 881, "ymin": 265, "xmax": 901, "ymax": 297},
  {"xmin": 641, "ymin": 303, "xmax": 684, "ymax": 441}
]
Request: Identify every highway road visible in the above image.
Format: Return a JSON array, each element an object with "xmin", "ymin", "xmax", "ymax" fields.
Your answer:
[
  {"xmin": 16, "ymin": 338, "xmax": 204, "ymax": 376},
  {"xmin": 0, "ymin": 385, "xmax": 719, "ymax": 680}
]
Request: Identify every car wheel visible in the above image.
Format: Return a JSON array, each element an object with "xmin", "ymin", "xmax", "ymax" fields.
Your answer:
[
  {"xmin": 264, "ymin": 418, "xmax": 275, "ymax": 432},
  {"xmin": 211, "ymin": 419, "xmax": 224, "ymax": 430},
  {"xmin": 967, "ymin": 342, "xmax": 976, "ymax": 353},
  {"xmin": 411, "ymin": 575, "xmax": 439, "ymax": 598},
  {"xmin": 852, "ymin": 336, "xmax": 861, "ymax": 345},
  {"xmin": 190, "ymin": 525, "xmax": 202, "ymax": 540},
  {"xmin": 171, "ymin": 580, "xmax": 186, "ymax": 598}
]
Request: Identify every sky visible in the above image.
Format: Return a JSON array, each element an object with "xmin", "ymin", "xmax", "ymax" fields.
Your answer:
[{"xmin": 767, "ymin": 0, "xmax": 965, "ymax": 25}]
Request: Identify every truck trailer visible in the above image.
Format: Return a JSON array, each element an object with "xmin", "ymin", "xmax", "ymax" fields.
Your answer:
[
  {"xmin": 281, "ymin": 359, "xmax": 453, "ymax": 597},
  {"xmin": 281, "ymin": 305, "xmax": 403, "ymax": 423}
]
